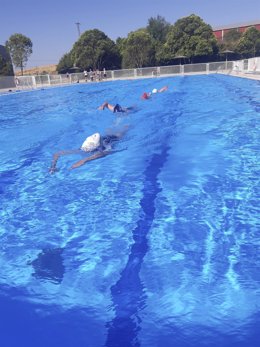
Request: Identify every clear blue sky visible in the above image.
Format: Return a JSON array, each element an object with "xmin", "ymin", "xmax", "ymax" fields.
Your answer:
[{"xmin": 1, "ymin": 0, "xmax": 259, "ymax": 68}]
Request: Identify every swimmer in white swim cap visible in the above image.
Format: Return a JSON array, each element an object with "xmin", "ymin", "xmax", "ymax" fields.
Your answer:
[
  {"xmin": 81, "ymin": 132, "xmax": 101, "ymax": 152},
  {"xmin": 49, "ymin": 126, "xmax": 129, "ymax": 174}
]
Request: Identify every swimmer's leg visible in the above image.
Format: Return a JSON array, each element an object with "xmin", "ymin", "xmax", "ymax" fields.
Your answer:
[
  {"xmin": 105, "ymin": 124, "xmax": 129, "ymax": 138},
  {"xmin": 110, "ymin": 124, "xmax": 130, "ymax": 139},
  {"xmin": 98, "ymin": 102, "xmax": 108, "ymax": 110}
]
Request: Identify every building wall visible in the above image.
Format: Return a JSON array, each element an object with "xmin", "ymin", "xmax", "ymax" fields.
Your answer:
[{"xmin": 213, "ymin": 23, "xmax": 260, "ymax": 41}]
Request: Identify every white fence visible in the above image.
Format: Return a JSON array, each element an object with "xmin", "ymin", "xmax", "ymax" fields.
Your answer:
[{"xmin": 0, "ymin": 57, "xmax": 259, "ymax": 92}]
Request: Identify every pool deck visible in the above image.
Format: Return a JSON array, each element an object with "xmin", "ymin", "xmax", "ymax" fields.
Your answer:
[
  {"xmin": 0, "ymin": 71, "xmax": 259, "ymax": 95},
  {"xmin": 228, "ymin": 71, "xmax": 260, "ymax": 81}
]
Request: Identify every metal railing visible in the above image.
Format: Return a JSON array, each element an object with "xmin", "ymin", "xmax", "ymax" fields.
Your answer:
[{"xmin": 1, "ymin": 57, "xmax": 259, "ymax": 92}]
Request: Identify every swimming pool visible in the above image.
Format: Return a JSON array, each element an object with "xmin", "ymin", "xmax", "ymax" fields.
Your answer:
[{"xmin": 0, "ymin": 75, "xmax": 259, "ymax": 347}]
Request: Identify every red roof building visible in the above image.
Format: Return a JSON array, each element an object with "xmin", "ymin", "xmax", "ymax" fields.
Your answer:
[{"xmin": 213, "ymin": 20, "xmax": 260, "ymax": 40}]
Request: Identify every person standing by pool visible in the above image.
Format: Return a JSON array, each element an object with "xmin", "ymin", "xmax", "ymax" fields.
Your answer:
[
  {"xmin": 96, "ymin": 70, "xmax": 101, "ymax": 81},
  {"xmin": 89, "ymin": 69, "xmax": 94, "ymax": 81},
  {"xmin": 49, "ymin": 127, "xmax": 128, "ymax": 173},
  {"xmin": 83, "ymin": 70, "xmax": 88, "ymax": 81}
]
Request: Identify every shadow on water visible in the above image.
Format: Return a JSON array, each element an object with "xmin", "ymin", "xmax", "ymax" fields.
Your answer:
[
  {"xmin": 105, "ymin": 145, "xmax": 170, "ymax": 347},
  {"xmin": 30, "ymin": 247, "xmax": 65, "ymax": 284}
]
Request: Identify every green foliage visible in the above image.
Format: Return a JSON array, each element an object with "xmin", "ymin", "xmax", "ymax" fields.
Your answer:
[
  {"xmin": 162, "ymin": 14, "xmax": 218, "ymax": 63},
  {"xmin": 0, "ymin": 57, "xmax": 14, "ymax": 76},
  {"xmin": 5, "ymin": 33, "xmax": 32, "ymax": 75},
  {"xmin": 236, "ymin": 27, "xmax": 260, "ymax": 58},
  {"xmin": 57, "ymin": 52, "xmax": 73, "ymax": 73},
  {"xmin": 147, "ymin": 15, "xmax": 170, "ymax": 43},
  {"xmin": 146, "ymin": 15, "xmax": 171, "ymax": 66},
  {"xmin": 217, "ymin": 29, "xmax": 242, "ymax": 53},
  {"xmin": 55, "ymin": 15, "xmax": 259, "ymax": 70},
  {"xmin": 115, "ymin": 37, "xmax": 127, "ymax": 67},
  {"xmin": 121, "ymin": 29, "xmax": 155, "ymax": 68},
  {"xmin": 224, "ymin": 29, "xmax": 242, "ymax": 45},
  {"xmin": 116, "ymin": 37, "xmax": 127, "ymax": 56},
  {"xmin": 71, "ymin": 29, "xmax": 121, "ymax": 70},
  {"xmin": 0, "ymin": 46, "xmax": 14, "ymax": 76}
]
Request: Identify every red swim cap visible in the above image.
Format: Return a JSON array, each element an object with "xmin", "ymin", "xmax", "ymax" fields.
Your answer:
[{"xmin": 141, "ymin": 92, "xmax": 149, "ymax": 100}]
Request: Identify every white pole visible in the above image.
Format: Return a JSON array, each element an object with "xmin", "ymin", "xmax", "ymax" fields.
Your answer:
[{"xmin": 32, "ymin": 76, "xmax": 36, "ymax": 89}]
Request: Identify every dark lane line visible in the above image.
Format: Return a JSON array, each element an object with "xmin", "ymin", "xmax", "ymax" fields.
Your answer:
[{"xmin": 105, "ymin": 145, "xmax": 169, "ymax": 347}]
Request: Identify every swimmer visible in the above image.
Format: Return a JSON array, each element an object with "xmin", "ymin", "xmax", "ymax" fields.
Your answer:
[
  {"xmin": 98, "ymin": 102, "xmax": 132, "ymax": 113},
  {"xmin": 49, "ymin": 127, "xmax": 128, "ymax": 173},
  {"xmin": 141, "ymin": 86, "xmax": 168, "ymax": 100},
  {"xmin": 141, "ymin": 92, "xmax": 151, "ymax": 100}
]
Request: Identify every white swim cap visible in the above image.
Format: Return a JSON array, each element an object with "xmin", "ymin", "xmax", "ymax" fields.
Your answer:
[
  {"xmin": 81, "ymin": 132, "xmax": 101, "ymax": 151},
  {"xmin": 152, "ymin": 88, "xmax": 158, "ymax": 94}
]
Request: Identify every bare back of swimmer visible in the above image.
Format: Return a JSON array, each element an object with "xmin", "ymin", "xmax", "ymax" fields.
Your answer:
[{"xmin": 98, "ymin": 102, "xmax": 132, "ymax": 113}]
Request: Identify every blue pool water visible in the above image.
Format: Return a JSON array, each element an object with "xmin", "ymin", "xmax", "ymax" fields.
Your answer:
[{"xmin": 0, "ymin": 75, "xmax": 259, "ymax": 347}]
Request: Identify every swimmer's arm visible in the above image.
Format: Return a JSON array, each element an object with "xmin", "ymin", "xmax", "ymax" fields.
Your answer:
[
  {"xmin": 49, "ymin": 149, "xmax": 81, "ymax": 174},
  {"xmin": 49, "ymin": 153, "xmax": 60, "ymax": 174},
  {"xmin": 98, "ymin": 102, "xmax": 106, "ymax": 110},
  {"xmin": 49, "ymin": 151, "xmax": 65, "ymax": 174},
  {"xmin": 158, "ymin": 86, "xmax": 168, "ymax": 93},
  {"xmin": 70, "ymin": 151, "xmax": 110, "ymax": 170}
]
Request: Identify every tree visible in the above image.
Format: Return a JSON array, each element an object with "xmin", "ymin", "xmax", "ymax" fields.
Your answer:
[
  {"xmin": 0, "ymin": 55, "xmax": 14, "ymax": 76},
  {"xmin": 115, "ymin": 37, "xmax": 127, "ymax": 67},
  {"xmin": 57, "ymin": 52, "xmax": 73, "ymax": 73},
  {"xmin": 162, "ymin": 14, "xmax": 218, "ymax": 64},
  {"xmin": 116, "ymin": 37, "xmax": 127, "ymax": 56},
  {"xmin": 121, "ymin": 29, "xmax": 155, "ymax": 68},
  {"xmin": 236, "ymin": 27, "xmax": 260, "ymax": 58},
  {"xmin": 6, "ymin": 33, "xmax": 32, "ymax": 75},
  {"xmin": 147, "ymin": 15, "xmax": 170, "ymax": 43},
  {"xmin": 146, "ymin": 15, "xmax": 171, "ymax": 66},
  {"xmin": 216, "ymin": 29, "xmax": 242, "ymax": 61},
  {"xmin": 223, "ymin": 29, "xmax": 242, "ymax": 49},
  {"xmin": 217, "ymin": 29, "xmax": 242, "ymax": 56},
  {"xmin": 71, "ymin": 29, "xmax": 121, "ymax": 70},
  {"xmin": 0, "ymin": 45, "xmax": 14, "ymax": 76}
]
